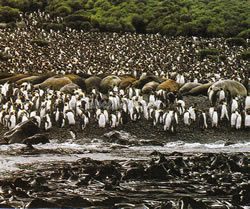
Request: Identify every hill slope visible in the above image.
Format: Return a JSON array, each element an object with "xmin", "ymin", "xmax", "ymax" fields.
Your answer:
[{"xmin": 0, "ymin": 0, "xmax": 249, "ymax": 37}]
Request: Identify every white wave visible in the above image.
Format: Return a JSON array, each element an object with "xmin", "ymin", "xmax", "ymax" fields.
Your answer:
[{"xmin": 0, "ymin": 140, "xmax": 250, "ymax": 175}]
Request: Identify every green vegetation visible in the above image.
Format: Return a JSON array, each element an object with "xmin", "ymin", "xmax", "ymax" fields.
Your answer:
[
  {"xmin": 198, "ymin": 48, "xmax": 220, "ymax": 60},
  {"xmin": 31, "ymin": 39, "xmax": 50, "ymax": 47},
  {"xmin": 0, "ymin": 0, "xmax": 250, "ymax": 37},
  {"xmin": 241, "ymin": 51, "xmax": 250, "ymax": 61},
  {"xmin": 226, "ymin": 38, "xmax": 247, "ymax": 47}
]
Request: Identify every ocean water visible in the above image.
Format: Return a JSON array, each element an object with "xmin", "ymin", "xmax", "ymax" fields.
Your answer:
[{"xmin": 0, "ymin": 139, "xmax": 250, "ymax": 174}]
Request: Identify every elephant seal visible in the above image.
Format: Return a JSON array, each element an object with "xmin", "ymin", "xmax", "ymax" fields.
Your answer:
[
  {"xmin": 208, "ymin": 80, "xmax": 247, "ymax": 104},
  {"xmin": 119, "ymin": 77, "xmax": 136, "ymax": 89},
  {"xmin": 85, "ymin": 76, "xmax": 102, "ymax": 92},
  {"xmin": 179, "ymin": 82, "xmax": 202, "ymax": 94},
  {"xmin": 142, "ymin": 81, "xmax": 160, "ymax": 94},
  {"xmin": 3, "ymin": 118, "xmax": 40, "ymax": 144},
  {"xmin": 16, "ymin": 74, "xmax": 53, "ymax": 85},
  {"xmin": 0, "ymin": 74, "xmax": 31, "ymax": 84},
  {"xmin": 184, "ymin": 82, "xmax": 213, "ymax": 96},
  {"xmin": 100, "ymin": 75, "xmax": 121, "ymax": 93},
  {"xmin": 133, "ymin": 75, "xmax": 162, "ymax": 89},
  {"xmin": 64, "ymin": 74, "xmax": 86, "ymax": 90},
  {"xmin": 34, "ymin": 76, "xmax": 72, "ymax": 90},
  {"xmin": 60, "ymin": 83, "xmax": 80, "ymax": 94},
  {"xmin": 157, "ymin": 79, "xmax": 180, "ymax": 92}
]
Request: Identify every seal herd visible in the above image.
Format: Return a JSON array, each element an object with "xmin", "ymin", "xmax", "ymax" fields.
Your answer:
[{"xmin": 0, "ymin": 12, "xmax": 249, "ymax": 141}]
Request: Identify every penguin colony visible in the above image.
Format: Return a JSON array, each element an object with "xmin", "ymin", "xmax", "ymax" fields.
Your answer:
[
  {"xmin": 0, "ymin": 77, "xmax": 249, "ymax": 134},
  {"xmin": 0, "ymin": 12, "xmax": 249, "ymax": 134}
]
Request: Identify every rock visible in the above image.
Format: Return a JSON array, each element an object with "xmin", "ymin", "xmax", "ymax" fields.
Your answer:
[
  {"xmin": 0, "ymin": 203, "xmax": 14, "ymax": 208},
  {"xmin": 22, "ymin": 133, "xmax": 49, "ymax": 145},
  {"xmin": 104, "ymin": 131, "xmax": 122, "ymax": 140},
  {"xmin": 26, "ymin": 198, "xmax": 60, "ymax": 208},
  {"xmin": 54, "ymin": 196, "xmax": 92, "ymax": 207},
  {"xmin": 103, "ymin": 131, "xmax": 131, "ymax": 145},
  {"xmin": 4, "ymin": 118, "xmax": 40, "ymax": 144}
]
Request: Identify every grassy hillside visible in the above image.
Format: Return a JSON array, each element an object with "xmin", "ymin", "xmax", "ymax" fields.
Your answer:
[{"xmin": 0, "ymin": 0, "xmax": 249, "ymax": 37}]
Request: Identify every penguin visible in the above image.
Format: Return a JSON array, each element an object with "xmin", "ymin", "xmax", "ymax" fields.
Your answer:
[
  {"xmin": 110, "ymin": 114, "xmax": 117, "ymax": 128},
  {"xmin": 80, "ymin": 113, "xmax": 89, "ymax": 130},
  {"xmin": 231, "ymin": 111, "xmax": 237, "ymax": 128},
  {"xmin": 44, "ymin": 114, "xmax": 52, "ymax": 131},
  {"xmin": 65, "ymin": 110, "xmax": 76, "ymax": 126},
  {"xmin": 40, "ymin": 104, "xmax": 46, "ymax": 118},
  {"xmin": 245, "ymin": 96, "xmax": 250, "ymax": 110},
  {"xmin": 8, "ymin": 111, "xmax": 16, "ymax": 130},
  {"xmin": 69, "ymin": 95, "xmax": 77, "ymax": 111},
  {"xmin": 179, "ymin": 75, "xmax": 185, "ymax": 84},
  {"xmin": 153, "ymin": 109, "xmax": 161, "ymax": 126},
  {"xmin": 212, "ymin": 110, "xmax": 218, "ymax": 128},
  {"xmin": 220, "ymin": 102, "xmax": 229, "ymax": 121},
  {"xmin": 154, "ymin": 99, "xmax": 163, "ymax": 109},
  {"xmin": 218, "ymin": 89, "xmax": 226, "ymax": 103},
  {"xmin": 235, "ymin": 112, "xmax": 242, "ymax": 130},
  {"xmin": 104, "ymin": 109, "xmax": 109, "ymax": 122},
  {"xmin": 96, "ymin": 108, "xmax": 102, "ymax": 119},
  {"xmin": 149, "ymin": 94, "xmax": 155, "ymax": 106},
  {"xmin": 21, "ymin": 112, "xmax": 29, "ymax": 123},
  {"xmin": 63, "ymin": 103, "xmax": 70, "ymax": 115},
  {"xmin": 69, "ymin": 129, "xmax": 76, "ymax": 140},
  {"xmin": 30, "ymin": 110, "xmax": 37, "ymax": 118},
  {"xmin": 244, "ymin": 111, "xmax": 250, "ymax": 128},
  {"xmin": 56, "ymin": 110, "xmax": 65, "ymax": 128},
  {"xmin": 202, "ymin": 112, "xmax": 208, "ymax": 129},
  {"xmin": 231, "ymin": 98, "xmax": 238, "ymax": 113},
  {"xmin": 98, "ymin": 113, "xmax": 106, "ymax": 128},
  {"xmin": 176, "ymin": 99, "xmax": 185, "ymax": 115},
  {"xmin": 188, "ymin": 106, "xmax": 196, "ymax": 122},
  {"xmin": 164, "ymin": 111, "xmax": 173, "ymax": 131},
  {"xmin": 116, "ymin": 111, "xmax": 122, "ymax": 126},
  {"xmin": 76, "ymin": 105, "xmax": 83, "ymax": 117},
  {"xmin": 183, "ymin": 111, "xmax": 191, "ymax": 126}
]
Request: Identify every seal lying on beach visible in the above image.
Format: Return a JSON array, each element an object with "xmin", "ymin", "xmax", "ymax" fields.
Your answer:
[
  {"xmin": 100, "ymin": 75, "xmax": 121, "ymax": 93},
  {"xmin": 208, "ymin": 80, "xmax": 247, "ymax": 105},
  {"xmin": 34, "ymin": 76, "xmax": 72, "ymax": 90},
  {"xmin": 85, "ymin": 76, "xmax": 102, "ymax": 92},
  {"xmin": 157, "ymin": 79, "xmax": 180, "ymax": 92}
]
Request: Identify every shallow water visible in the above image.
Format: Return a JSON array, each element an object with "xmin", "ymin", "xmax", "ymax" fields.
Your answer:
[{"xmin": 1, "ymin": 139, "xmax": 250, "ymax": 174}]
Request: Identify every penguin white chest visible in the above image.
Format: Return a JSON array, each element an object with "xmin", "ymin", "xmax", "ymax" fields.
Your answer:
[
  {"xmin": 98, "ymin": 113, "xmax": 106, "ymax": 128},
  {"xmin": 212, "ymin": 111, "xmax": 218, "ymax": 127},
  {"xmin": 245, "ymin": 114, "xmax": 250, "ymax": 127},
  {"xmin": 66, "ymin": 112, "xmax": 76, "ymax": 125}
]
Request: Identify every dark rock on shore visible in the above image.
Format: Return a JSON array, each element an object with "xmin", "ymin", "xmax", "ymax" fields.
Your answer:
[
  {"xmin": 3, "ymin": 118, "xmax": 41, "ymax": 144},
  {"xmin": 1, "ymin": 152, "xmax": 249, "ymax": 208}
]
